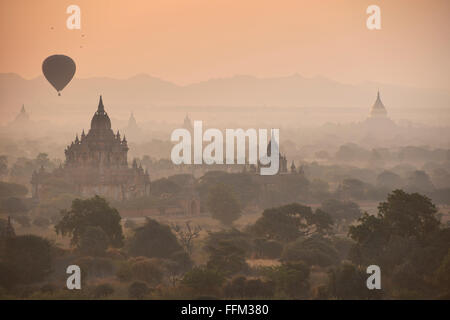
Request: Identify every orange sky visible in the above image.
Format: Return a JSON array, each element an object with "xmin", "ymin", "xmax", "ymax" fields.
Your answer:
[{"xmin": 0, "ymin": 0, "xmax": 449, "ymax": 89}]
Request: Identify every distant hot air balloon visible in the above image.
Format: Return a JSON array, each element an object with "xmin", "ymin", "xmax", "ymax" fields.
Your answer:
[{"xmin": 42, "ymin": 55, "xmax": 76, "ymax": 96}]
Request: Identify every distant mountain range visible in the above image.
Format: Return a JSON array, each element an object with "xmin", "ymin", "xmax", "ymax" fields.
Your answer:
[{"xmin": 0, "ymin": 72, "xmax": 449, "ymax": 124}]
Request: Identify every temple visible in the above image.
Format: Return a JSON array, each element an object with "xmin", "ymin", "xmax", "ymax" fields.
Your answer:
[
  {"xmin": 364, "ymin": 91, "xmax": 395, "ymax": 127},
  {"xmin": 31, "ymin": 96, "xmax": 150, "ymax": 201},
  {"xmin": 125, "ymin": 111, "xmax": 142, "ymax": 137},
  {"xmin": 369, "ymin": 91, "xmax": 388, "ymax": 118},
  {"xmin": 8, "ymin": 104, "xmax": 30, "ymax": 128},
  {"xmin": 257, "ymin": 134, "xmax": 288, "ymax": 174}
]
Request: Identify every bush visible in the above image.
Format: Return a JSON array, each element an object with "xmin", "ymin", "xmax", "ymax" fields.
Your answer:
[
  {"xmin": 205, "ymin": 229, "xmax": 250, "ymax": 275},
  {"xmin": 435, "ymin": 249, "xmax": 450, "ymax": 296},
  {"xmin": 224, "ymin": 276, "xmax": 275, "ymax": 298},
  {"xmin": 181, "ymin": 267, "xmax": 225, "ymax": 296},
  {"xmin": 75, "ymin": 256, "xmax": 114, "ymax": 279},
  {"xmin": 127, "ymin": 218, "xmax": 182, "ymax": 259},
  {"xmin": 4, "ymin": 235, "xmax": 52, "ymax": 285},
  {"xmin": 117, "ymin": 257, "xmax": 164, "ymax": 285},
  {"xmin": 263, "ymin": 262, "xmax": 310, "ymax": 299},
  {"xmin": 169, "ymin": 250, "xmax": 193, "ymax": 274},
  {"xmin": 40, "ymin": 283, "xmax": 57, "ymax": 294},
  {"xmin": 128, "ymin": 281, "xmax": 150, "ymax": 299},
  {"xmin": 93, "ymin": 283, "xmax": 115, "ymax": 298},
  {"xmin": 281, "ymin": 236, "xmax": 339, "ymax": 267},
  {"xmin": 0, "ymin": 260, "xmax": 19, "ymax": 289},
  {"xmin": 327, "ymin": 263, "xmax": 379, "ymax": 300}
]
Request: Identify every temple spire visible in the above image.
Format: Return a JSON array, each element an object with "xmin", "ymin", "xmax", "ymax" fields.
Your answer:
[
  {"xmin": 370, "ymin": 90, "xmax": 387, "ymax": 117},
  {"xmin": 5, "ymin": 216, "xmax": 15, "ymax": 238},
  {"xmin": 98, "ymin": 95, "xmax": 105, "ymax": 113},
  {"xmin": 291, "ymin": 160, "xmax": 296, "ymax": 173}
]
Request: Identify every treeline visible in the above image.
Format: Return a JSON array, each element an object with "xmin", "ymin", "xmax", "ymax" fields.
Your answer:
[{"xmin": 0, "ymin": 190, "xmax": 448, "ymax": 299}]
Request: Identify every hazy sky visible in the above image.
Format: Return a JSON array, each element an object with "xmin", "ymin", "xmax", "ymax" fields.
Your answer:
[{"xmin": 1, "ymin": 0, "xmax": 449, "ymax": 89}]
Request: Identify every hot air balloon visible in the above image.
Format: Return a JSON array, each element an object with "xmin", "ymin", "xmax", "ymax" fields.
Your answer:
[{"xmin": 42, "ymin": 55, "xmax": 76, "ymax": 96}]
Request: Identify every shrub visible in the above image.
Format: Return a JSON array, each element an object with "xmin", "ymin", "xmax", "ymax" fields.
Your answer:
[
  {"xmin": 128, "ymin": 281, "xmax": 150, "ymax": 299},
  {"xmin": 117, "ymin": 257, "xmax": 165, "ymax": 285},
  {"xmin": 92, "ymin": 283, "xmax": 115, "ymax": 298},
  {"xmin": 263, "ymin": 262, "xmax": 310, "ymax": 299},
  {"xmin": 75, "ymin": 256, "xmax": 114, "ymax": 279},
  {"xmin": 181, "ymin": 267, "xmax": 224, "ymax": 296},
  {"xmin": 4, "ymin": 235, "xmax": 52, "ymax": 285},
  {"xmin": 127, "ymin": 218, "xmax": 182, "ymax": 259},
  {"xmin": 281, "ymin": 236, "xmax": 339, "ymax": 267},
  {"xmin": 224, "ymin": 276, "xmax": 275, "ymax": 298}
]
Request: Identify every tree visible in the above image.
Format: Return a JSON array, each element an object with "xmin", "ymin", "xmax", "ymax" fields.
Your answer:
[
  {"xmin": 205, "ymin": 230, "xmax": 249, "ymax": 276},
  {"xmin": 171, "ymin": 221, "xmax": 201, "ymax": 257},
  {"xmin": 0, "ymin": 155, "xmax": 8, "ymax": 178},
  {"xmin": 4, "ymin": 235, "xmax": 52, "ymax": 285},
  {"xmin": 0, "ymin": 260, "xmax": 19, "ymax": 289},
  {"xmin": 251, "ymin": 203, "xmax": 334, "ymax": 242},
  {"xmin": 128, "ymin": 281, "xmax": 150, "ymax": 299},
  {"xmin": 337, "ymin": 178, "xmax": 366, "ymax": 200},
  {"xmin": 79, "ymin": 226, "xmax": 109, "ymax": 256},
  {"xmin": 35, "ymin": 153, "xmax": 52, "ymax": 169},
  {"xmin": 207, "ymin": 183, "xmax": 241, "ymax": 226},
  {"xmin": 0, "ymin": 197, "xmax": 28, "ymax": 215},
  {"xmin": 150, "ymin": 178, "xmax": 182, "ymax": 197},
  {"xmin": 327, "ymin": 263, "xmax": 376, "ymax": 300},
  {"xmin": 263, "ymin": 262, "xmax": 310, "ymax": 299},
  {"xmin": 376, "ymin": 170, "xmax": 403, "ymax": 190},
  {"xmin": 0, "ymin": 182, "xmax": 28, "ymax": 199},
  {"xmin": 75, "ymin": 256, "xmax": 114, "ymax": 279},
  {"xmin": 55, "ymin": 195, "xmax": 124, "ymax": 248},
  {"xmin": 198, "ymin": 171, "xmax": 260, "ymax": 208},
  {"xmin": 117, "ymin": 257, "xmax": 165, "ymax": 285},
  {"xmin": 406, "ymin": 170, "xmax": 434, "ymax": 193},
  {"xmin": 127, "ymin": 218, "xmax": 183, "ymax": 259},
  {"xmin": 253, "ymin": 238, "xmax": 283, "ymax": 259},
  {"xmin": 347, "ymin": 189, "xmax": 445, "ymax": 298},
  {"xmin": 320, "ymin": 199, "xmax": 362, "ymax": 222},
  {"xmin": 378, "ymin": 189, "xmax": 440, "ymax": 241},
  {"xmin": 92, "ymin": 283, "xmax": 114, "ymax": 298},
  {"xmin": 181, "ymin": 267, "xmax": 225, "ymax": 296},
  {"xmin": 435, "ymin": 249, "xmax": 450, "ymax": 298},
  {"xmin": 281, "ymin": 235, "xmax": 339, "ymax": 267},
  {"xmin": 224, "ymin": 276, "xmax": 275, "ymax": 298},
  {"xmin": 349, "ymin": 190, "xmax": 440, "ymax": 259}
]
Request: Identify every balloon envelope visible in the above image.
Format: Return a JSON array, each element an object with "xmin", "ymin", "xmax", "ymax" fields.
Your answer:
[{"xmin": 42, "ymin": 55, "xmax": 76, "ymax": 95}]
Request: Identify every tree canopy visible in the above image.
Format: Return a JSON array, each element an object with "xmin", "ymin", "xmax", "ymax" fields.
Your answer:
[
  {"xmin": 127, "ymin": 217, "xmax": 183, "ymax": 259},
  {"xmin": 251, "ymin": 203, "xmax": 334, "ymax": 242},
  {"xmin": 207, "ymin": 183, "xmax": 241, "ymax": 226},
  {"xmin": 55, "ymin": 195, "xmax": 124, "ymax": 248}
]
